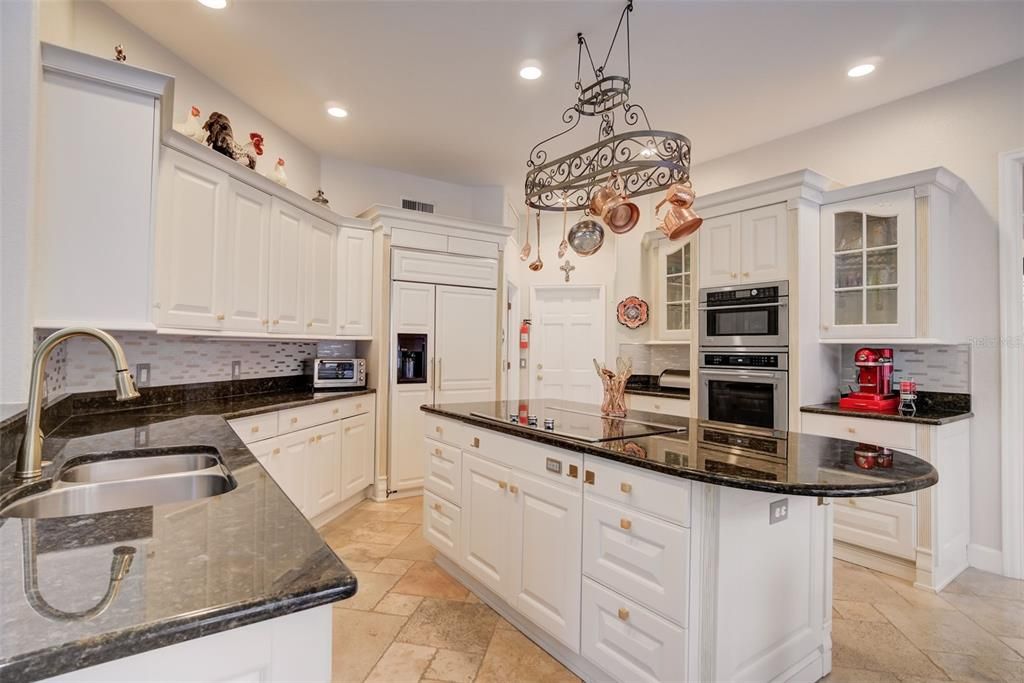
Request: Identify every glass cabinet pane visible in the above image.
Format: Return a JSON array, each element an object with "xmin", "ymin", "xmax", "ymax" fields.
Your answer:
[
  {"xmin": 667, "ymin": 275, "xmax": 683, "ymax": 302},
  {"xmin": 835, "ymin": 290, "xmax": 863, "ymax": 326},
  {"xmin": 834, "ymin": 212, "xmax": 863, "ymax": 251},
  {"xmin": 866, "ymin": 248, "xmax": 898, "ymax": 286},
  {"xmin": 866, "ymin": 288, "xmax": 898, "ymax": 324},
  {"xmin": 684, "ymin": 303, "xmax": 690, "ymax": 330},
  {"xmin": 666, "ymin": 249, "xmax": 683, "ymax": 275},
  {"xmin": 835, "ymin": 253, "xmax": 863, "ymax": 289},
  {"xmin": 866, "ymin": 215, "xmax": 898, "ymax": 248},
  {"xmin": 667, "ymin": 304, "xmax": 683, "ymax": 330},
  {"xmin": 684, "ymin": 273, "xmax": 691, "ymax": 302},
  {"xmin": 684, "ymin": 244, "xmax": 691, "ymax": 272}
]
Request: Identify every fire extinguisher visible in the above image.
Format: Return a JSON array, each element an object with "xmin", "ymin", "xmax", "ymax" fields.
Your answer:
[{"xmin": 519, "ymin": 320, "xmax": 530, "ymax": 349}]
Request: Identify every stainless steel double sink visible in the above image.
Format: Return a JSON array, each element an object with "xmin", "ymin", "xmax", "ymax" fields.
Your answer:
[{"xmin": 0, "ymin": 450, "xmax": 236, "ymax": 519}]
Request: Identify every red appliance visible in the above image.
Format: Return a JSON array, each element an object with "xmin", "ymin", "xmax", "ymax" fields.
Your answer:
[{"xmin": 839, "ymin": 347, "xmax": 900, "ymax": 412}]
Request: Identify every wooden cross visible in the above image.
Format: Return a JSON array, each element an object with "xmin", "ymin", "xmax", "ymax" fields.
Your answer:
[{"xmin": 560, "ymin": 260, "xmax": 575, "ymax": 283}]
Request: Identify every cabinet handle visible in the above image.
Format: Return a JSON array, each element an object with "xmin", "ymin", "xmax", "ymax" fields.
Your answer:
[
  {"xmin": 435, "ymin": 425, "xmax": 443, "ymax": 434},
  {"xmin": 730, "ymin": 272, "xmax": 738, "ymax": 279},
  {"xmin": 498, "ymin": 480, "xmax": 508, "ymax": 490},
  {"xmin": 847, "ymin": 427, "xmax": 856, "ymax": 434},
  {"xmin": 620, "ymin": 482, "xmax": 632, "ymax": 494},
  {"xmin": 433, "ymin": 448, "xmax": 442, "ymax": 456},
  {"xmin": 742, "ymin": 272, "xmax": 750, "ymax": 277},
  {"xmin": 333, "ymin": 408, "xmax": 340, "ymax": 415},
  {"xmin": 316, "ymin": 434, "xmax": 322, "ymax": 442},
  {"xmin": 309, "ymin": 437, "xmax": 315, "ymax": 444},
  {"xmin": 272, "ymin": 319, "xmax": 280, "ymax": 325},
  {"xmin": 471, "ymin": 437, "xmax": 480, "ymax": 448},
  {"xmin": 272, "ymin": 448, "xmax": 280, "ymax": 455},
  {"xmin": 291, "ymin": 417, "xmax": 299, "ymax": 424},
  {"xmin": 568, "ymin": 464, "xmax": 579, "ymax": 479},
  {"xmin": 849, "ymin": 499, "xmax": 857, "ymax": 506},
  {"xmin": 437, "ymin": 358, "xmax": 442, "ymax": 387},
  {"xmin": 432, "ymin": 502, "xmax": 443, "ymax": 512},
  {"xmin": 261, "ymin": 319, "xmax": 269, "ymax": 325},
  {"xmin": 618, "ymin": 607, "xmax": 630, "ymax": 621},
  {"xmin": 509, "ymin": 484, "xmax": 519, "ymax": 494},
  {"xmin": 251, "ymin": 425, "xmax": 260, "ymax": 433},
  {"xmin": 307, "ymin": 320, "xmax": 314, "ymax": 327},
  {"xmin": 620, "ymin": 518, "xmax": 632, "ymax": 530},
  {"xmin": 584, "ymin": 470, "xmax": 595, "ymax": 485},
  {"xmin": 216, "ymin": 313, "xmax": 225, "ymax": 321}
]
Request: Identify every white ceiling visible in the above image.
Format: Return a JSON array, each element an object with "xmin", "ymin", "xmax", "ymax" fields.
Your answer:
[{"xmin": 105, "ymin": 0, "xmax": 1024, "ymax": 190}]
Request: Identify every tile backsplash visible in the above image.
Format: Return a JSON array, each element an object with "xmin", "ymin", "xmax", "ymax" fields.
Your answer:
[
  {"xmin": 617, "ymin": 343, "xmax": 690, "ymax": 376},
  {"xmin": 39, "ymin": 331, "xmax": 357, "ymax": 397},
  {"xmin": 838, "ymin": 344, "xmax": 970, "ymax": 394}
]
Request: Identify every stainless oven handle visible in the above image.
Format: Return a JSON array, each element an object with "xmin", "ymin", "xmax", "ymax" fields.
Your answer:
[
  {"xmin": 700, "ymin": 371, "xmax": 784, "ymax": 381},
  {"xmin": 698, "ymin": 301, "xmax": 788, "ymax": 311}
]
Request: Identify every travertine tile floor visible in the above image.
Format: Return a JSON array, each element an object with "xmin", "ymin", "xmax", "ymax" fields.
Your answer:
[{"xmin": 322, "ymin": 496, "xmax": 1023, "ymax": 683}]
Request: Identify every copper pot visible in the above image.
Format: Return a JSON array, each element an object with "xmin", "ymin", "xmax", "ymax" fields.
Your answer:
[
  {"xmin": 658, "ymin": 203, "xmax": 703, "ymax": 240},
  {"xmin": 662, "ymin": 181, "xmax": 696, "ymax": 208},
  {"xmin": 589, "ymin": 172, "xmax": 640, "ymax": 234}
]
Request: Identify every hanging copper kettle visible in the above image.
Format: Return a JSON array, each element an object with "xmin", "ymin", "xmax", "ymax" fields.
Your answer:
[
  {"xmin": 656, "ymin": 181, "xmax": 702, "ymax": 240},
  {"xmin": 589, "ymin": 171, "xmax": 640, "ymax": 234}
]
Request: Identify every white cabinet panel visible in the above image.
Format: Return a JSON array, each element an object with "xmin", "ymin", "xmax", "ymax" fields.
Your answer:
[
  {"xmin": 424, "ymin": 491, "xmax": 461, "ymax": 559},
  {"xmin": 581, "ymin": 577, "xmax": 687, "ymax": 683},
  {"xmin": 305, "ymin": 218, "xmax": 337, "ymax": 336},
  {"xmin": 270, "ymin": 429, "xmax": 311, "ymax": 514},
  {"xmin": 739, "ymin": 203, "xmax": 788, "ymax": 283},
  {"xmin": 800, "ymin": 412, "xmax": 917, "ymax": 452},
  {"xmin": 436, "ymin": 285, "xmax": 497, "ymax": 404},
  {"xmin": 156, "ymin": 149, "xmax": 227, "ymax": 329},
  {"xmin": 223, "ymin": 180, "xmax": 271, "ymax": 332},
  {"xmin": 230, "ymin": 413, "xmax": 279, "ymax": 444},
  {"xmin": 392, "ymin": 248, "xmax": 498, "ymax": 289},
  {"xmin": 626, "ymin": 393, "xmax": 690, "ymax": 417},
  {"xmin": 584, "ymin": 455, "xmax": 691, "ymax": 527},
  {"xmin": 308, "ymin": 422, "xmax": 342, "ymax": 516},
  {"xmin": 461, "ymin": 452, "xmax": 513, "ymax": 599},
  {"xmin": 337, "ymin": 227, "xmax": 374, "ymax": 337},
  {"xmin": 698, "ymin": 212, "xmax": 742, "ymax": 288},
  {"xmin": 268, "ymin": 199, "xmax": 305, "ymax": 334},
  {"xmin": 510, "ymin": 471, "xmax": 582, "ymax": 653},
  {"xmin": 340, "ymin": 411, "xmax": 374, "ymax": 501},
  {"xmin": 583, "ymin": 496, "xmax": 689, "ymax": 626},
  {"xmin": 425, "ymin": 438, "xmax": 461, "ymax": 505},
  {"xmin": 835, "ymin": 497, "xmax": 917, "ymax": 560}
]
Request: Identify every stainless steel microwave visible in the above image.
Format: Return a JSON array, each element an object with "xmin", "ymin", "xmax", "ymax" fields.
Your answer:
[
  {"xmin": 305, "ymin": 358, "xmax": 366, "ymax": 389},
  {"xmin": 699, "ymin": 281, "xmax": 789, "ymax": 348}
]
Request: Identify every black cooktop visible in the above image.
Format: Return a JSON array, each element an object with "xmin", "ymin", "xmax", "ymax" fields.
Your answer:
[{"xmin": 469, "ymin": 399, "xmax": 686, "ymax": 443}]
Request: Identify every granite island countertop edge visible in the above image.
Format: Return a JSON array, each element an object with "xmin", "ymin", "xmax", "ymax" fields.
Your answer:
[{"xmin": 799, "ymin": 403, "xmax": 973, "ymax": 426}]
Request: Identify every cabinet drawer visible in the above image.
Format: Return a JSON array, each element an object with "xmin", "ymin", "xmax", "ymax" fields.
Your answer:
[
  {"xmin": 231, "ymin": 413, "xmax": 279, "ymax": 444},
  {"xmin": 424, "ymin": 414, "xmax": 469, "ymax": 448},
  {"xmin": 627, "ymin": 394, "xmax": 690, "ymax": 417},
  {"xmin": 583, "ymin": 456, "xmax": 690, "ymax": 527},
  {"xmin": 425, "ymin": 437, "xmax": 461, "ymax": 505},
  {"xmin": 583, "ymin": 496, "xmax": 689, "ymax": 625},
  {"xmin": 423, "ymin": 491, "xmax": 461, "ymax": 560},
  {"xmin": 278, "ymin": 403, "xmax": 338, "ymax": 434},
  {"xmin": 462, "ymin": 427, "xmax": 583, "ymax": 490},
  {"xmin": 834, "ymin": 496, "xmax": 917, "ymax": 560},
  {"xmin": 581, "ymin": 577, "xmax": 687, "ymax": 683},
  {"xmin": 336, "ymin": 395, "xmax": 372, "ymax": 419},
  {"xmin": 801, "ymin": 412, "xmax": 916, "ymax": 452}
]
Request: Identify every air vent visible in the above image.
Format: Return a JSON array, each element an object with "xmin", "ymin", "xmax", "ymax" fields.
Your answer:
[{"xmin": 402, "ymin": 199, "xmax": 435, "ymax": 214}]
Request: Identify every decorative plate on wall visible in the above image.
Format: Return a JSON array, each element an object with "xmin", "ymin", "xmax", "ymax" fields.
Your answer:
[{"xmin": 616, "ymin": 296, "xmax": 649, "ymax": 329}]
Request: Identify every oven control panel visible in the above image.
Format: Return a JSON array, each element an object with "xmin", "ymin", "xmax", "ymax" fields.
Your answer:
[
  {"xmin": 702, "ymin": 353, "xmax": 780, "ymax": 368},
  {"xmin": 704, "ymin": 283, "xmax": 786, "ymax": 307}
]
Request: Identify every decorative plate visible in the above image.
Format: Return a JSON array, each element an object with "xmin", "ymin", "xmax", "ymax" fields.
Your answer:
[{"xmin": 616, "ymin": 296, "xmax": 649, "ymax": 329}]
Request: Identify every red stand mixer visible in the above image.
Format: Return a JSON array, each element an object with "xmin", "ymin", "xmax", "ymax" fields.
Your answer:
[{"xmin": 839, "ymin": 347, "xmax": 900, "ymax": 412}]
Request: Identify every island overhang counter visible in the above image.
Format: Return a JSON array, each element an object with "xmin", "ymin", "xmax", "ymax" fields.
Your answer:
[{"xmin": 418, "ymin": 399, "xmax": 938, "ymax": 683}]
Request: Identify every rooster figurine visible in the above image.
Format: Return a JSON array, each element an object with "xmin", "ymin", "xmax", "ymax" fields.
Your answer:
[
  {"xmin": 175, "ymin": 105, "xmax": 206, "ymax": 143},
  {"xmin": 201, "ymin": 112, "xmax": 264, "ymax": 170},
  {"xmin": 235, "ymin": 132, "xmax": 265, "ymax": 170},
  {"xmin": 270, "ymin": 158, "xmax": 288, "ymax": 187}
]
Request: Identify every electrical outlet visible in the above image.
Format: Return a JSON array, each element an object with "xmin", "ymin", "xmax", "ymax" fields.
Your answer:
[
  {"xmin": 231, "ymin": 361, "xmax": 242, "ymax": 380},
  {"xmin": 519, "ymin": 358, "xmax": 527, "ymax": 369},
  {"xmin": 769, "ymin": 498, "xmax": 789, "ymax": 525},
  {"xmin": 135, "ymin": 363, "xmax": 150, "ymax": 387},
  {"xmin": 134, "ymin": 426, "xmax": 149, "ymax": 448}
]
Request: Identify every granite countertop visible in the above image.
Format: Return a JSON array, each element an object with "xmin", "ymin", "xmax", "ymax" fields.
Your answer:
[
  {"xmin": 801, "ymin": 391, "xmax": 972, "ymax": 426},
  {"xmin": 421, "ymin": 399, "xmax": 938, "ymax": 498},
  {"xmin": 0, "ymin": 382, "xmax": 373, "ymax": 681},
  {"xmin": 624, "ymin": 374, "xmax": 690, "ymax": 400}
]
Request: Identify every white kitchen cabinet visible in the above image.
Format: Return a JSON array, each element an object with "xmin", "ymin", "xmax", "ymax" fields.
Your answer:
[
  {"xmin": 305, "ymin": 217, "xmax": 338, "ymax": 336},
  {"xmin": 425, "ymin": 438, "xmax": 462, "ymax": 505},
  {"xmin": 834, "ymin": 497, "xmax": 917, "ymax": 561},
  {"xmin": 273, "ymin": 428, "xmax": 313, "ymax": 515},
  {"xmin": 699, "ymin": 203, "xmax": 788, "ymax": 288},
  {"xmin": 155, "ymin": 149, "xmax": 228, "ymax": 330},
  {"xmin": 820, "ymin": 189, "xmax": 916, "ymax": 339},
  {"xmin": 461, "ymin": 452, "xmax": 514, "ymax": 599},
  {"xmin": 656, "ymin": 238, "xmax": 694, "ymax": 341},
  {"xmin": 223, "ymin": 179, "xmax": 272, "ymax": 333},
  {"xmin": 268, "ymin": 199, "xmax": 307, "ymax": 335},
  {"xmin": 424, "ymin": 491, "xmax": 462, "ymax": 560},
  {"xmin": 435, "ymin": 285, "xmax": 498, "ymax": 404},
  {"xmin": 337, "ymin": 227, "xmax": 374, "ymax": 337},
  {"xmin": 307, "ymin": 421, "xmax": 343, "ymax": 516},
  {"xmin": 340, "ymin": 411, "xmax": 375, "ymax": 500}
]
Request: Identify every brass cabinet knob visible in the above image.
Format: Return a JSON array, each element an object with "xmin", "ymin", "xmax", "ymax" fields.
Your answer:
[
  {"xmin": 847, "ymin": 427, "xmax": 856, "ymax": 434},
  {"xmin": 435, "ymin": 426, "xmax": 443, "ymax": 434},
  {"xmin": 620, "ymin": 518, "xmax": 632, "ymax": 530},
  {"xmin": 509, "ymin": 484, "xmax": 519, "ymax": 494},
  {"xmin": 584, "ymin": 470, "xmax": 595, "ymax": 485},
  {"xmin": 742, "ymin": 271, "xmax": 750, "ymax": 277},
  {"xmin": 251, "ymin": 425, "xmax": 260, "ymax": 433},
  {"xmin": 653, "ymin": 404, "xmax": 661, "ymax": 410},
  {"xmin": 356, "ymin": 403, "xmax": 363, "ymax": 410},
  {"xmin": 316, "ymin": 434, "xmax": 322, "ymax": 442},
  {"xmin": 620, "ymin": 482, "xmax": 632, "ymax": 494},
  {"xmin": 291, "ymin": 417, "xmax": 299, "ymax": 424},
  {"xmin": 471, "ymin": 437, "xmax": 480, "ymax": 448},
  {"xmin": 498, "ymin": 481, "xmax": 508, "ymax": 490},
  {"xmin": 730, "ymin": 272, "xmax": 738, "ymax": 278},
  {"xmin": 261, "ymin": 319, "xmax": 269, "ymax": 325},
  {"xmin": 433, "ymin": 448, "xmax": 442, "ymax": 456},
  {"xmin": 216, "ymin": 313, "xmax": 225, "ymax": 321},
  {"xmin": 272, "ymin": 319, "xmax": 280, "ymax": 325},
  {"xmin": 568, "ymin": 464, "xmax": 579, "ymax": 479},
  {"xmin": 432, "ymin": 502, "xmax": 443, "ymax": 512},
  {"xmin": 272, "ymin": 448, "xmax": 280, "ymax": 455},
  {"xmin": 333, "ymin": 408, "xmax": 340, "ymax": 415},
  {"xmin": 618, "ymin": 607, "xmax": 630, "ymax": 621}
]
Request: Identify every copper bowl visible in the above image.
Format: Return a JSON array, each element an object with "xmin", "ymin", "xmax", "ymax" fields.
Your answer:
[
  {"xmin": 589, "ymin": 173, "xmax": 640, "ymax": 234},
  {"xmin": 659, "ymin": 204, "xmax": 703, "ymax": 240}
]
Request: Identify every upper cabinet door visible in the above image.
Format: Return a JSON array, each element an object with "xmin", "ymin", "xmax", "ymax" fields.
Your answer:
[
  {"xmin": 698, "ymin": 212, "xmax": 742, "ymax": 288},
  {"xmin": 739, "ymin": 203, "xmax": 788, "ymax": 284},
  {"xmin": 820, "ymin": 189, "xmax": 916, "ymax": 339},
  {"xmin": 656, "ymin": 238, "xmax": 694, "ymax": 341},
  {"xmin": 305, "ymin": 218, "xmax": 338, "ymax": 336},
  {"xmin": 435, "ymin": 285, "xmax": 497, "ymax": 404},
  {"xmin": 337, "ymin": 227, "xmax": 374, "ymax": 337},
  {"xmin": 268, "ymin": 199, "xmax": 306, "ymax": 334},
  {"xmin": 155, "ymin": 149, "xmax": 228, "ymax": 330},
  {"xmin": 222, "ymin": 179, "xmax": 271, "ymax": 333}
]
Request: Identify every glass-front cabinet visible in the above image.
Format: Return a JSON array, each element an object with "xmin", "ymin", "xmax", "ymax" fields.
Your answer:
[
  {"xmin": 820, "ymin": 189, "xmax": 916, "ymax": 339},
  {"xmin": 657, "ymin": 237, "xmax": 694, "ymax": 341}
]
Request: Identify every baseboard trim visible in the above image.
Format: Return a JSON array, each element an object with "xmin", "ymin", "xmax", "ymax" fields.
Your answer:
[
  {"xmin": 310, "ymin": 490, "xmax": 367, "ymax": 528},
  {"xmin": 385, "ymin": 487, "xmax": 424, "ymax": 501},
  {"xmin": 968, "ymin": 543, "xmax": 1004, "ymax": 574},
  {"xmin": 834, "ymin": 541, "xmax": 916, "ymax": 582}
]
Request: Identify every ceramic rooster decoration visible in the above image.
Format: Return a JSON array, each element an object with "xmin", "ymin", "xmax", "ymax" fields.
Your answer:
[
  {"xmin": 201, "ymin": 112, "xmax": 264, "ymax": 170},
  {"xmin": 270, "ymin": 158, "xmax": 288, "ymax": 187},
  {"xmin": 175, "ymin": 105, "xmax": 206, "ymax": 144}
]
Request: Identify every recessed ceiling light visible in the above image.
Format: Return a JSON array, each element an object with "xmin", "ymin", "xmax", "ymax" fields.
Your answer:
[
  {"xmin": 197, "ymin": 0, "xmax": 227, "ymax": 9},
  {"xmin": 519, "ymin": 60, "xmax": 543, "ymax": 81},
  {"xmin": 326, "ymin": 105, "xmax": 348, "ymax": 119},
  {"xmin": 847, "ymin": 63, "xmax": 876, "ymax": 78}
]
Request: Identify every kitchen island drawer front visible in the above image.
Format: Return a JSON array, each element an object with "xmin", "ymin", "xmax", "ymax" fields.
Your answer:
[
  {"xmin": 458, "ymin": 425, "xmax": 583, "ymax": 490},
  {"xmin": 425, "ymin": 437, "xmax": 462, "ymax": 504},
  {"xmin": 627, "ymin": 394, "xmax": 691, "ymax": 417},
  {"xmin": 583, "ymin": 456, "xmax": 690, "ymax": 527},
  {"xmin": 231, "ymin": 413, "xmax": 279, "ymax": 444},
  {"xmin": 801, "ymin": 412, "xmax": 917, "ymax": 452},
  {"xmin": 581, "ymin": 577, "xmax": 687, "ymax": 683},
  {"xmin": 423, "ymin": 491, "xmax": 461, "ymax": 559},
  {"xmin": 278, "ymin": 402, "xmax": 340, "ymax": 434},
  {"xmin": 583, "ymin": 496, "xmax": 689, "ymax": 625},
  {"xmin": 834, "ymin": 496, "xmax": 917, "ymax": 560},
  {"xmin": 425, "ymin": 415, "xmax": 469, "ymax": 448}
]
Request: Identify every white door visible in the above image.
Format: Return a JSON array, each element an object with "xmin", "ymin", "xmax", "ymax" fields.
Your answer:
[
  {"xmin": 739, "ymin": 203, "xmax": 788, "ymax": 284},
  {"xmin": 337, "ymin": 227, "xmax": 374, "ymax": 337},
  {"xmin": 510, "ymin": 471, "xmax": 582, "ymax": 653},
  {"xmin": 699, "ymin": 212, "xmax": 742, "ymax": 288},
  {"xmin": 222, "ymin": 179, "xmax": 271, "ymax": 333},
  {"xmin": 155, "ymin": 149, "xmax": 227, "ymax": 330},
  {"xmin": 268, "ymin": 199, "xmax": 306, "ymax": 334},
  {"xmin": 307, "ymin": 421, "xmax": 343, "ymax": 516},
  {"xmin": 340, "ymin": 411, "xmax": 374, "ymax": 500},
  {"xmin": 461, "ymin": 452, "xmax": 513, "ymax": 599},
  {"xmin": 389, "ymin": 281, "xmax": 436, "ymax": 492},
  {"xmin": 305, "ymin": 217, "xmax": 337, "ymax": 336},
  {"xmin": 436, "ymin": 285, "xmax": 497, "ymax": 405},
  {"xmin": 529, "ymin": 286, "xmax": 604, "ymax": 402}
]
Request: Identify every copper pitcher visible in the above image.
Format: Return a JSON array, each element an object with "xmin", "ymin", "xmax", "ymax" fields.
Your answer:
[
  {"xmin": 657, "ymin": 201, "xmax": 702, "ymax": 240},
  {"xmin": 589, "ymin": 171, "xmax": 640, "ymax": 234},
  {"xmin": 661, "ymin": 181, "xmax": 696, "ymax": 208}
]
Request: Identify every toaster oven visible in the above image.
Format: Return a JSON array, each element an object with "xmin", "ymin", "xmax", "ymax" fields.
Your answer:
[{"xmin": 305, "ymin": 358, "xmax": 366, "ymax": 389}]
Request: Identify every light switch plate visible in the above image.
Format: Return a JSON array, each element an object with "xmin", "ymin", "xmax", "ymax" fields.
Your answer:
[
  {"xmin": 231, "ymin": 360, "xmax": 242, "ymax": 380},
  {"xmin": 519, "ymin": 358, "xmax": 527, "ymax": 369},
  {"xmin": 135, "ymin": 363, "xmax": 150, "ymax": 387},
  {"xmin": 770, "ymin": 498, "xmax": 789, "ymax": 524}
]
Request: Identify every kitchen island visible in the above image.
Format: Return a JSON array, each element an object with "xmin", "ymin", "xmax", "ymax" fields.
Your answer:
[{"xmin": 419, "ymin": 399, "xmax": 938, "ymax": 683}]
